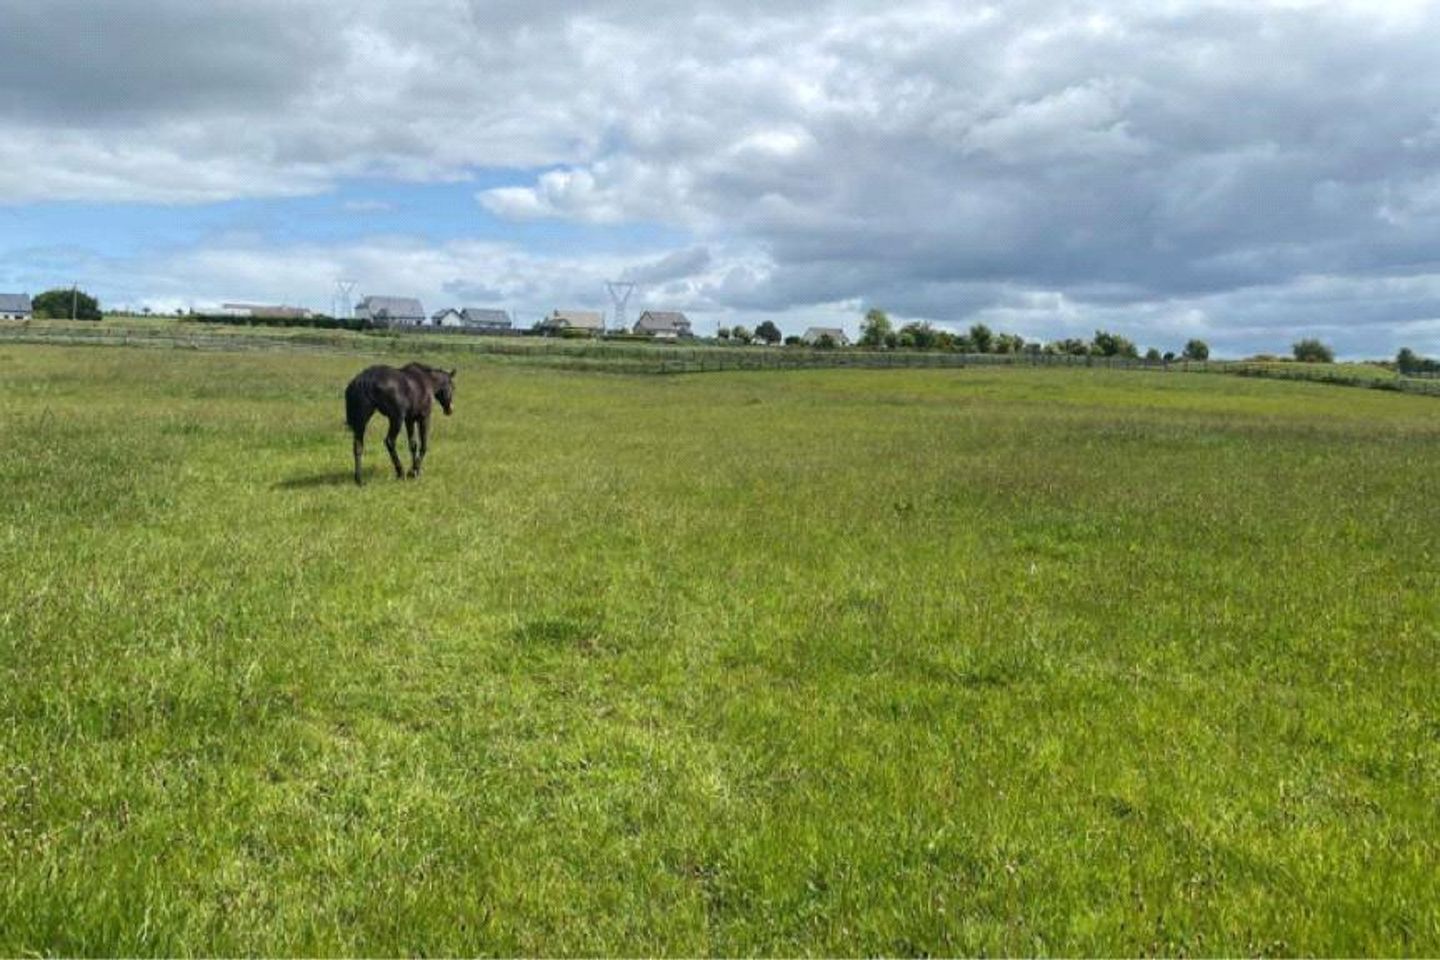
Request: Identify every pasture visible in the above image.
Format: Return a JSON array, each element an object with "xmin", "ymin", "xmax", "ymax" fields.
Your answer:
[{"xmin": 2, "ymin": 344, "xmax": 1438, "ymax": 955}]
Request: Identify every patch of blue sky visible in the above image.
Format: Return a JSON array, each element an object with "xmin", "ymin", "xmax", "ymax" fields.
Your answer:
[{"xmin": 0, "ymin": 169, "xmax": 688, "ymax": 261}]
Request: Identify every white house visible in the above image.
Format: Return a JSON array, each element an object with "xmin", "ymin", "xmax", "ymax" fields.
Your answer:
[
  {"xmin": 0, "ymin": 293, "xmax": 32, "ymax": 320},
  {"xmin": 430, "ymin": 308, "xmax": 464, "ymax": 327},
  {"xmin": 802, "ymin": 326, "xmax": 850, "ymax": 346}
]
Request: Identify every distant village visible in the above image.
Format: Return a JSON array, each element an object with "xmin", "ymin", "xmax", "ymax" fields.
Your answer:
[{"xmin": 0, "ymin": 289, "xmax": 851, "ymax": 347}]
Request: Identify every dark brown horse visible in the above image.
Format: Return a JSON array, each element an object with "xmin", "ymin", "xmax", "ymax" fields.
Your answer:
[{"xmin": 345, "ymin": 363, "xmax": 455, "ymax": 484}]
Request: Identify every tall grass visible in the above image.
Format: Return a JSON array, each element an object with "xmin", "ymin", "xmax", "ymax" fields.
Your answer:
[{"xmin": 2, "ymin": 345, "xmax": 1437, "ymax": 954}]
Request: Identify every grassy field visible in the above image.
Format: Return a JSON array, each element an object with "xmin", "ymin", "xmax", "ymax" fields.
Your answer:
[{"xmin": 2, "ymin": 344, "xmax": 1438, "ymax": 955}]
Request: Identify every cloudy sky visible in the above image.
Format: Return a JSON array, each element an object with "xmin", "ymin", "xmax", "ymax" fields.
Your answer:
[{"xmin": 3, "ymin": 0, "xmax": 1440, "ymax": 355}]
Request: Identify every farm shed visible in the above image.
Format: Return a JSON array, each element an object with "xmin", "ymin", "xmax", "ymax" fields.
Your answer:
[
  {"xmin": 802, "ymin": 326, "xmax": 850, "ymax": 346},
  {"xmin": 356, "ymin": 296, "xmax": 426, "ymax": 327},
  {"xmin": 221, "ymin": 302, "xmax": 311, "ymax": 319},
  {"xmin": 0, "ymin": 293, "xmax": 32, "ymax": 320},
  {"xmin": 460, "ymin": 308, "xmax": 513, "ymax": 332},
  {"xmin": 633, "ymin": 310, "xmax": 693, "ymax": 339},
  {"xmin": 431, "ymin": 308, "xmax": 464, "ymax": 327},
  {"xmin": 539, "ymin": 309, "xmax": 605, "ymax": 335}
]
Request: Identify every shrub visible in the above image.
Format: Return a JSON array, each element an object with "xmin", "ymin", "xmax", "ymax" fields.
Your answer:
[{"xmin": 1183, "ymin": 339, "xmax": 1210, "ymax": 361}]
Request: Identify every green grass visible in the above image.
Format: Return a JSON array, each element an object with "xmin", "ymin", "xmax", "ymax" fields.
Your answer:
[{"xmin": 2, "ymin": 345, "xmax": 1438, "ymax": 955}]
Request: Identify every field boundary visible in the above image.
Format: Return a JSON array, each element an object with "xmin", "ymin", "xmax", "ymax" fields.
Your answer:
[{"xmin": 5, "ymin": 320, "xmax": 1440, "ymax": 396}]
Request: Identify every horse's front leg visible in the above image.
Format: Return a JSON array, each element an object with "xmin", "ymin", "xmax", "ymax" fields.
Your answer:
[
  {"xmin": 383, "ymin": 416, "xmax": 405, "ymax": 479},
  {"xmin": 353, "ymin": 431, "xmax": 365, "ymax": 485},
  {"xmin": 405, "ymin": 417, "xmax": 420, "ymax": 478}
]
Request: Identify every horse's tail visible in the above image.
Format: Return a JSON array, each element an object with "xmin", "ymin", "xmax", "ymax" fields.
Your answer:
[{"xmin": 344, "ymin": 378, "xmax": 369, "ymax": 437}]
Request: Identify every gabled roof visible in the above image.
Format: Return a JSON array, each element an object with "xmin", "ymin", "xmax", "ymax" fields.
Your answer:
[
  {"xmin": 803, "ymin": 326, "xmax": 848, "ymax": 342},
  {"xmin": 358, "ymin": 295, "xmax": 425, "ymax": 318},
  {"xmin": 460, "ymin": 307, "xmax": 511, "ymax": 326},
  {"xmin": 635, "ymin": 310, "xmax": 691, "ymax": 332},
  {"xmin": 431, "ymin": 308, "xmax": 462, "ymax": 320},
  {"xmin": 547, "ymin": 309, "xmax": 604, "ymax": 329},
  {"xmin": 0, "ymin": 293, "xmax": 32, "ymax": 313}
]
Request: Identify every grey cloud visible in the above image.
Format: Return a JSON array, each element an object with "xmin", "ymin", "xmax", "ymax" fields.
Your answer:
[
  {"xmin": 0, "ymin": 1, "xmax": 336, "ymax": 123},
  {"xmin": 6, "ymin": 0, "xmax": 1440, "ymax": 353},
  {"xmin": 621, "ymin": 247, "xmax": 712, "ymax": 284}
]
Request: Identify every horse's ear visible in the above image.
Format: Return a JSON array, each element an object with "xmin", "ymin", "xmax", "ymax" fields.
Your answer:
[{"xmin": 449, "ymin": 368, "xmax": 457, "ymax": 378}]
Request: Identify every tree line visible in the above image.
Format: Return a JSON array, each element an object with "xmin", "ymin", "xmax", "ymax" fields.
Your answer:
[{"xmin": 855, "ymin": 309, "xmax": 1215, "ymax": 362}]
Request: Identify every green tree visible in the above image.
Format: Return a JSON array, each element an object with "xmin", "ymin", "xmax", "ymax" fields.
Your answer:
[
  {"xmin": 968, "ymin": 323, "xmax": 994, "ymax": 354},
  {"xmin": 1144, "ymin": 347, "xmax": 1162, "ymax": 362},
  {"xmin": 815, "ymin": 332, "xmax": 839, "ymax": 349},
  {"xmin": 994, "ymin": 332, "xmax": 1026, "ymax": 354},
  {"xmin": 717, "ymin": 326, "xmax": 731, "ymax": 341},
  {"xmin": 860, "ymin": 308, "xmax": 893, "ymax": 347},
  {"xmin": 1091, "ymin": 329, "xmax": 1138, "ymax": 358},
  {"xmin": 732, "ymin": 325, "xmax": 754, "ymax": 345},
  {"xmin": 755, "ymin": 320, "xmax": 782, "ymax": 345},
  {"xmin": 898, "ymin": 321, "xmax": 938, "ymax": 350},
  {"xmin": 1292, "ymin": 338, "xmax": 1334, "ymax": 363},
  {"xmin": 33, "ymin": 287, "xmax": 101, "ymax": 321},
  {"xmin": 1183, "ymin": 339, "xmax": 1210, "ymax": 361}
]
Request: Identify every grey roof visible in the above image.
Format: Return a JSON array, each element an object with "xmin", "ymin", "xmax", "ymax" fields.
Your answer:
[
  {"xmin": 0, "ymin": 293, "xmax": 32, "ymax": 313},
  {"xmin": 358, "ymin": 295, "xmax": 425, "ymax": 319},
  {"xmin": 634, "ymin": 310, "xmax": 691, "ymax": 333},
  {"xmin": 431, "ymin": 308, "xmax": 462, "ymax": 320},
  {"xmin": 460, "ymin": 307, "xmax": 511, "ymax": 326},
  {"xmin": 803, "ymin": 326, "xmax": 848, "ymax": 342}
]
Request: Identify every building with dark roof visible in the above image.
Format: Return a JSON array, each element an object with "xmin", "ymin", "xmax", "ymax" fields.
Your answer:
[
  {"xmin": 460, "ymin": 308, "xmax": 512, "ymax": 331},
  {"xmin": 356, "ymin": 295, "xmax": 426, "ymax": 326}
]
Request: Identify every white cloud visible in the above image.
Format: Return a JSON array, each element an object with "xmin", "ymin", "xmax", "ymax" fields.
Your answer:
[{"xmin": 6, "ymin": 0, "xmax": 1440, "ymax": 353}]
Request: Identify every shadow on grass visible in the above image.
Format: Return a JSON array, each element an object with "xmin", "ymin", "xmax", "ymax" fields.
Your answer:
[{"xmin": 273, "ymin": 471, "xmax": 359, "ymax": 490}]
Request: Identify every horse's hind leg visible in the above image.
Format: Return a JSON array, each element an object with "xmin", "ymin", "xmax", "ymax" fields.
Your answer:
[
  {"xmin": 405, "ymin": 417, "xmax": 420, "ymax": 479},
  {"xmin": 346, "ymin": 388, "xmax": 373, "ymax": 485},
  {"xmin": 383, "ymin": 415, "xmax": 405, "ymax": 479}
]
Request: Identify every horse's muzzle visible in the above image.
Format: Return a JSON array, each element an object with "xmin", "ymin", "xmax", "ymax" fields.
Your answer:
[{"xmin": 443, "ymin": 404, "xmax": 453, "ymax": 416}]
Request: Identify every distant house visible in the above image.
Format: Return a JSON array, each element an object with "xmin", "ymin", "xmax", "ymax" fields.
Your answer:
[
  {"xmin": 221, "ymin": 302, "xmax": 311, "ymax": 320},
  {"xmin": 633, "ymin": 310, "xmax": 692, "ymax": 339},
  {"xmin": 802, "ymin": 326, "xmax": 850, "ymax": 346},
  {"xmin": 0, "ymin": 293, "xmax": 32, "ymax": 320},
  {"xmin": 356, "ymin": 296, "xmax": 425, "ymax": 326},
  {"xmin": 460, "ymin": 308, "xmax": 512, "ymax": 332},
  {"xmin": 539, "ymin": 309, "xmax": 604, "ymax": 336},
  {"xmin": 431, "ymin": 308, "xmax": 464, "ymax": 327}
]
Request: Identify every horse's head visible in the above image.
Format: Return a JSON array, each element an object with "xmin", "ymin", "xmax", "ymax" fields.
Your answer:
[{"xmin": 434, "ymin": 368, "xmax": 457, "ymax": 415}]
